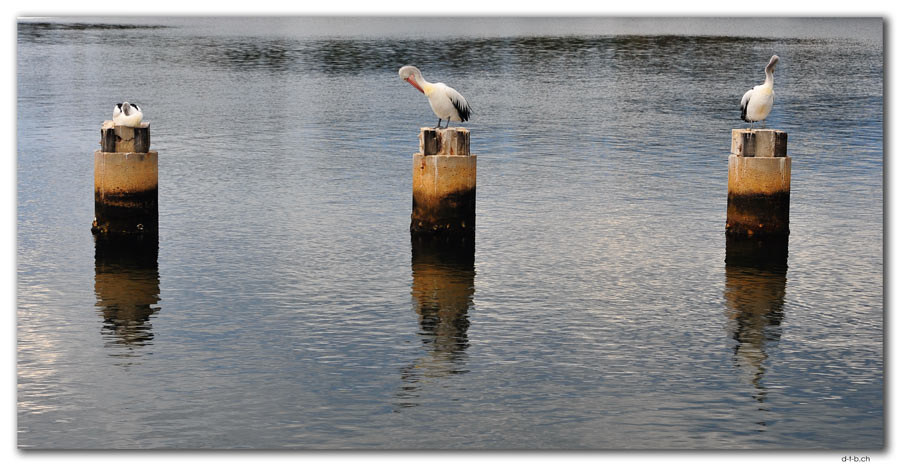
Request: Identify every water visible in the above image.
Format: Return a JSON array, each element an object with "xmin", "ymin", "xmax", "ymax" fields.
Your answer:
[{"xmin": 16, "ymin": 17, "xmax": 883, "ymax": 449}]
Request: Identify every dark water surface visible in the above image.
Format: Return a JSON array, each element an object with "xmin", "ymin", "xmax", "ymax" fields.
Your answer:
[{"xmin": 17, "ymin": 17, "xmax": 883, "ymax": 449}]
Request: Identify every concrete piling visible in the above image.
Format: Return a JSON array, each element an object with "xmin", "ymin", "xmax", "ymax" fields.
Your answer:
[
  {"xmin": 92, "ymin": 120, "xmax": 158, "ymax": 236},
  {"xmin": 101, "ymin": 120, "xmax": 151, "ymax": 153},
  {"xmin": 726, "ymin": 129, "xmax": 791, "ymax": 238},
  {"xmin": 411, "ymin": 128, "xmax": 476, "ymax": 238}
]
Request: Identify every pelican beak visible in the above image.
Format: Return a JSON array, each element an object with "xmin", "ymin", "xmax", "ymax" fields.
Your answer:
[{"xmin": 406, "ymin": 76, "xmax": 424, "ymax": 94}]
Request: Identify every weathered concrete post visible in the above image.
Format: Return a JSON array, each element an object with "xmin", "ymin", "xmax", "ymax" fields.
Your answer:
[
  {"xmin": 726, "ymin": 129, "xmax": 791, "ymax": 238},
  {"xmin": 92, "ymin": 120, "xmax": 158, "ymax": 236},
  {"xmin": 411, "ymin": 127, "xmax": 476, "ymax": 238}
]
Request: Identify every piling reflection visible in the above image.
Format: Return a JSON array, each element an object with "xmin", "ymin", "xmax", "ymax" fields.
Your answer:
[
  {"xmin": 724, "ymin": 236, "xmax": 788, "ymax": 407},
  {"xmin": 397, "ymin": 236, "xmax": 475, "ymax": 409},
  {"xmin": 93, "ymin": 233, "xmax": 161, "ymax": 362}
]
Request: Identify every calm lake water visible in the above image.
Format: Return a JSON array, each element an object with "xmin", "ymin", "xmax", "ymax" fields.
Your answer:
[{"xmin": 16, "ymin": 17, "xmax": 883, "ymax": 449}]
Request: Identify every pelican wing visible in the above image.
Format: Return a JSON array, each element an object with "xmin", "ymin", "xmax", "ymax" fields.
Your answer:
[
  {"xmin": 446, "ymin": 86, "xmax": 471, "ymax": 122},
  {"xmin": 740, "ymin": 88, "xmax": 753, "ymax": 122}
]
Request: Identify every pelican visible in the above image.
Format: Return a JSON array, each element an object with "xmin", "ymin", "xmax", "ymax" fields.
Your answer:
[
  {"xmin": 398, "ymin": 65, "xmax": 471, "ymax": 128},
  {"xmin": 740, "ymin": 55, "xmax": 779, "ymax": 128},
  {"xmin": 113, "ymin": 102, "xmax": 143, "ymax": 127}
]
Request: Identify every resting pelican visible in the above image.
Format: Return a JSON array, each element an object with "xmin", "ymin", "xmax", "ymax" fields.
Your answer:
[
  {"xmin": 399, "ymin": 65, "xmax": 471, "ymax": 128},
  {"xmin": 740, "ymin": 55, "xmax": 779, "ymax": 128},
  {"xmin": 113, "ymin": 102, "xmax": 143, "ymax": 127}
]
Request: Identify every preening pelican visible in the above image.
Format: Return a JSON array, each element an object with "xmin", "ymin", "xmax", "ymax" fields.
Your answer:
[
  {"xmin": 113, "ymin": 102, "xmax": 143, "ymax": 127},
  {"xmin": 740, "ymin": 55, "xmax": 779, "ymax": 128},
  {"xmin": 398, "ymin": 65, "xmax": 471, "ymax": 128}
]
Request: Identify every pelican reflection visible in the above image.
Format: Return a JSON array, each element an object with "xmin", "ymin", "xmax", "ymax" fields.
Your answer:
[
  {"xmin": 94, "ymin": 234, "xmax": 161, "ymax": 361},
  {"xmin": 397, "ymin": 236, "xmax": 475, "ymax": 408},
  {"xmin": 724, "ymin": 236, "xmax": 788, "ymax": 406}
]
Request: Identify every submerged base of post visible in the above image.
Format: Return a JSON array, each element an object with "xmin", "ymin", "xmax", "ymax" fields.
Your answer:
[
  {"xmin": 92, "ymin": 150, "xmax": 158, "ymax": 237},
  {"xmin": 411, "ymin": 127, "xmax": 476, "ymax": 238},
  {"xmin": 726, "ymin": 129, "xmax": 790, "ymax": 238},
  {"xmin": 725, "ymin": 235, "xmax": 789, "ymax": 270}
]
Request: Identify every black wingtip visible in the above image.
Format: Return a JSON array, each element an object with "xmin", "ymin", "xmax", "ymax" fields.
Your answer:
[{"xmin": 451, "ymin": 98, "xmax": 471, "ymax": 122}]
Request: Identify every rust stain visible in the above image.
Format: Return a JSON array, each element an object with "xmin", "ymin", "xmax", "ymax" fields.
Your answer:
[{"xmin": 726, "ymin": 191, "xmax": 790, "ymax": 238}]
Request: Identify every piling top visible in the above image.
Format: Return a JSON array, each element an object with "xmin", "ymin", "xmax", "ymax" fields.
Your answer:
[
  {"xmin": 419, "ymin": 127, "xmax": 470, "ymax": 156},
  {"xmin": 731, "ymin": 129, "xmax": 787, "ymax": 158},
  {"xmin": 101, "ymin": 120, "xmax": 151, "ymax": 153},
  {"xmin": 102, "ymin": 120, "xmax": 149, "ymax": 130}
]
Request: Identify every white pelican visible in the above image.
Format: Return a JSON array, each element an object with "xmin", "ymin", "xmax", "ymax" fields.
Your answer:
[
  {"xmin": 399, "ymin": 65, "xmax": 471, "ymax": 128},
  {"xmin": 113, "ymin": 102, "xmax": 143, "ymax": 127},
  {"xmin": 740, "ymin": 55, "xmax": 779, "ymax": 128}
]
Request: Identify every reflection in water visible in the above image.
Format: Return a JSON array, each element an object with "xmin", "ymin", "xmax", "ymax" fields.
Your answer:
[
  {"xmin": 194, "ymin": 37, "xmax": 294, "ymax": 72},
  {"xmin": 294, "ymin": 35, "xmax": 785, "ymax": 77},
  {"xmin": 15, "ymin": 25, "xmax": 791, "ymax": 78},
  {"xmin": 94, "ymin": 234, "xmax": 161, "ymax": 362},
  {"xmin": 724, "ymin": 236, "xmax": 788, "ymax": 409},
  {"xmin": 397, "ymin": 236, "xmax": 475, "ymax": 409}
]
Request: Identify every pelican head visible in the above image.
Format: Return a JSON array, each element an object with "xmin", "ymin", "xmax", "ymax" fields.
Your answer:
[
  {"xmin": 766, "ymin": 55, "xmax": 779, "ymax": 73},
  {"xmin": 399, "ymin": 65, "xmax": 425, "ymax": 93}
]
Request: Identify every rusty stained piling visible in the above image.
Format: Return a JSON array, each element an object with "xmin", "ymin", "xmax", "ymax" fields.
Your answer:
[
  {"xmin": 411, "ymin": 127, "xmax": 476, "ymax": 238},
  {"xmin": 726, "ymin": 129, "xmax": 791, "ymax": 238},
  {"xmin": 92, "ymin": 120, "xmax": 158, "ymax": 236}
]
